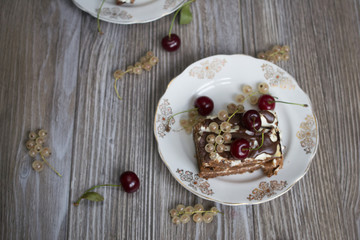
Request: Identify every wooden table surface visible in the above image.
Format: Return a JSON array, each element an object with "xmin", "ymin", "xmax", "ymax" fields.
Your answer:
[{"xmin": 1, "ymin": 0, "xmax": 359, "ymax": 239}]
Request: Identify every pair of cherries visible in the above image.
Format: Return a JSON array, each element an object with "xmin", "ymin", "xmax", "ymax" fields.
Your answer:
[
  {"xmin": 193, "ymin": 94, "xmax": 276, "ymax": 116},
  {"xmin": 230, "ymin": 95, "xmax": 277, "ymax": 159},
  {"xmin": 230, "ymin": 95, "xmax": 279, "ymax": 159},
  {"xmin": 193, "ymin": 94, "xmax": 275, "ymax": 116},
  {"xmin": 230, "ymin": 110, "xmax": 261, "ymax": 159}
]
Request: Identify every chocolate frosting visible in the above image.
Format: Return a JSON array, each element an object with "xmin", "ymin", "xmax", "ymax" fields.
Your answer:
[
  {"xmin": 197, "ymin": 111, "xmax": 280, "ymax": 163},
  {"xmin": 259, "ymin": 110, "xmax": 275, "ymax": 123}
]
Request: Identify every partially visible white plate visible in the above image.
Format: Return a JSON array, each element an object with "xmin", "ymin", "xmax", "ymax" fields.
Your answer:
[
  {"xmin": 154, "ymin": 55, "xmax": 319, "ymax": 205},
  {"xmin": 72, "ymin": 0, "xmax": 186, "ymax": 24}
]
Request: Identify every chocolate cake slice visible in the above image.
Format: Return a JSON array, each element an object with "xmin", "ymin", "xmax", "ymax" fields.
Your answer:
[{"xmin": 193, "ymin": 110, "xmax": 283, "ymax": 179}]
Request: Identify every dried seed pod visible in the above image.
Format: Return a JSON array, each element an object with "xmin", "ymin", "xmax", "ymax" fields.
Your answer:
[
  {"xmin": 237, "ymin": 104, "xmax": 245, "ymax": 113},
  {"xmin": 172, "ymin": 216, "xmax": 181, "ymax": 224},
  {"xmin": 38, "ymin": 129, "xmax": 48, "ymax": 138},
  {"xmin": 194, "ymin": 204, "xmax": 204, "ymax": 211},
  {"xmin": 28, "ymin": 149, "xmax": 37, "ymax": 157},
  {"xmin": 180, "ymin": 214, "xmax": 191, "ymax": 224},
  {"xmin": 40, "ymin": 147, "xmax": 52, "ymax": 157},
  {"xmin": 169, "ymin": 209, "xmax": 178, "ymax": 217},
  {"xmin": 146, "ymin": 51, "xmax": 154, "ymax": 58},
  {"xmin": 142, "ymin": 62, "xmax": 152, "ymax": 71},
  {"xmin": 140, "ymin": 56, "xmax": 147, "ymax": 63},
  {"xmin": 36, "ymin": 137, "xmax": 45, "ymax": 145},
  {"xmin": 227, "ymin": 103, "xmax": 237, "ymax": 114},
  {"xmin": 26, "ymin": 140, "xmax": 36, "ymax": 149},
  {"xmin": 242, "ymin": 85, "xmax": 253, "ymax": 94},
  {"xmin": 176, "ymin": 204, "xmax": 185, "ymax": 212},
  {"xmin": 149, "ymin": 56, "xmax": 159, "ymax": 66},
  {"xmin": 257, "ymin": 52, "xmax": 266, "ymax": 59},
  {"xmin": 34, "ymin": 145, "xmax": 42, "ymax": 153},
  {"xmin": 203, "ymin": 213, "xmax": 214, "ymax": 223},
  {"xmin": 32, "ymin": 160, "xmax": 44, "ymax": 172},
  {"xmin": 113, "ymin": 70, "xmax": 124, "ymax": 79},
  {"xmin": 258, "ymin": 82, "xmax": 269, "ymax": 94},
  {"xmin": 193, "ymin": 213, "xmax": 203, "ymax": 223},
  {"xmin": 206, "ymin": 134, "xmax": 216, "ymax": 144},
  {"xmin": 29, "ymin": 132, "xmax": 37, "ymax": 140},
  {"xmin": 250, "ymin": 95, "xmax": 259, "ymax": 105},
  {"xmin": 217, "ymin": 110, "xmax": 228, "ymax": 121},
  {"xmin": 126, "ymin": 65, "xmax": 134, "ymax": 73},
  {"xmin": 133, "ymin": 66, "xmax": 143, "ymax": 74}
]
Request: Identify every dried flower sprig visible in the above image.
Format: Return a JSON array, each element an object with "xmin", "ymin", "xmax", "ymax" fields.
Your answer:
[
  {"xmin": 26, "ymin": 129, "xmax": 62, "ymax": 177},
  {"xmin": 257, "ymin": 45, "xmax": 290, "ymax": 63},
  {"xmin": 169, "ymin": 204, "xmax": 222, "ymax": 224},
  {"xmin": 113, "ymin": 51, "xmax": 159, "ymax": 99},
  {"xmin": 233, "ymin": 82, "xmax": 270, "ymax": 107},
  {"xmin": 178, "ymin": 109, "xmax": 205, "ymax": 134}
]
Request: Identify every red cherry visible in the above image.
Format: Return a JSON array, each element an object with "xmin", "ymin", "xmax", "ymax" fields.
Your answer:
[
  {"xmin": 120, "ymin": 171, "xmax": 140, "ymax": 193},
  {"xmin": 194, "ymin": 96, "xmax": 214, "ymax": 116},
  {"xmin": 258, "ymin": 94, "xmax": 275, "ymax": 110},
  {"xmin": 161, "ymin": 34, "xmax": 181, "ymax": 52},
  {"xmin": 230, "ymin": 139, "xmax": 250, "ymax": 159},
  {"xmin": 242, "ymin": 110, "xmax": 261, "ymax": 131}
]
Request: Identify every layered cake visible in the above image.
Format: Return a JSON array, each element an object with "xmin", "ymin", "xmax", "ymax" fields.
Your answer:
[
  {"xmin": 116, "ymin": 0, "xmax": 135, "ymax": 5},
  {"xmin": 193, "ymin": 110, "xmax": 283, "ymax": 179}
]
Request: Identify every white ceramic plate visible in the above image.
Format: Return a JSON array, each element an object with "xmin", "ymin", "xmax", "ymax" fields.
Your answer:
[
  {"xmin": 72, "ymin": 0, "xmax": 186, "ymax": 24},
  {"xmin": 154, "ymin": 55, "xmax": 319, "ymax": 205}
]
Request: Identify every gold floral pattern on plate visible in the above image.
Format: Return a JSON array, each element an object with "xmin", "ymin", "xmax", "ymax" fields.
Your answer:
[
  {"xmin": 176, "ymin": 169, "xmax": 214, "ymax": 195},
  {"xmin": 156, "ymin": 99, "xmax": 175, "ymax": 138},
  {"xmin": 261, "ymin": 64, "xmax": 295, "ymax": 90},
  {"xmin": 297, "ymin": 115, "xmax": 317, "ymax": 154},
  {"xmin": 247, "ymin": 180, "xmax": 287, "ymax": 201},
  {"xmin": 189, "ymin": 58, "xmax": 227, "ymax": 79},
  {"xmin": 96, "ymin": 7, "xmax": 133, "ymax": 19}
]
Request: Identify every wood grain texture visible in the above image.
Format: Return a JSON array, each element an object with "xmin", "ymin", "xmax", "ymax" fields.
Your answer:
[
  {"xmin": 0, "ymin": 0, "xmax": 81, "ymax": 239},
  {"xmin": 0, "ymin": 0, "xmax": 359, "ymax": 239}
]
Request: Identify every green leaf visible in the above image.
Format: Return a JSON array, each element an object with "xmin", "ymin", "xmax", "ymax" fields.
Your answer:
[
  {"xmin": 179, "ymin": 5, "xmax": 193, "ymax": 25},
  {"xmin": 81, "ymin": 192, "xmax": 104, "ymax": 202}
]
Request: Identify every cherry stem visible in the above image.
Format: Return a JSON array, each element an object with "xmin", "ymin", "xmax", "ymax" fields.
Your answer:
[
  {"xmin": 243, "ymin": 118, "xmax": 265, "ymax": 151},
  {"xmin": 74, "ymin": 184, "xmax": 122, "ymax": 206},
  {"xmin": 114, "ymin": 69, "xmax": 134, "ymax": 100},
  {"xmin": 167, "ymin": 108, "xmax": 197, "ymax": 126},
  {"xmin": 40, "ymin": 154, "xmax": 62, "ymax": 177},
  {"xmin": 241, "ymin": 91, "xmax": 260, "ymax": 102},
  {"xmin": 168, "ymin": 0, "xmax": 196, "ymax": 38},
  {"xmin": 249, "ymin": 132, "xmax": 265, "ymax": 151},
  {"xmin": 227, "ymin": 109, "xmax": 240, "ymax": 123},
  {"xmin": 114, "ymin": 79, "xmax": 122, "ymax": 100},
  {"xmin": 267, "ymin": 50, "xmax": 288, "ymax": 57},
  {"xmin": 243, "ymin": 132, "xmax": 265, "ymax": 151},
  {"xmin": 97, "ymin": 0, "xmax": 106, "ymax": 34},
  {"xmin": 247, "ymin": 91, "xmax": 259, "ymax": 98},
  {"xmin": 269, "ymin": 100, "xmax": 308, "ymax": 107},
  {"xmin": 214, "ymin": 109, "xmax": 240, "ymax": 149}
]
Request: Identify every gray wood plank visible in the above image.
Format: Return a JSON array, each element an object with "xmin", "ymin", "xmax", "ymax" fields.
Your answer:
[
  {"xmin": 0, "ymin": 0, "xmax": 82, "ymax": 239},
  {"xmin": 67, "ymin": 1, "xmax": 256, "ymax": 239},
  {"xmin": 0, "ymin": 0, "xmax": 359, "ymax": 239},
  {"xmin": 249, "ymin": 0, "xmax": 360, "ymax": 239}
]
